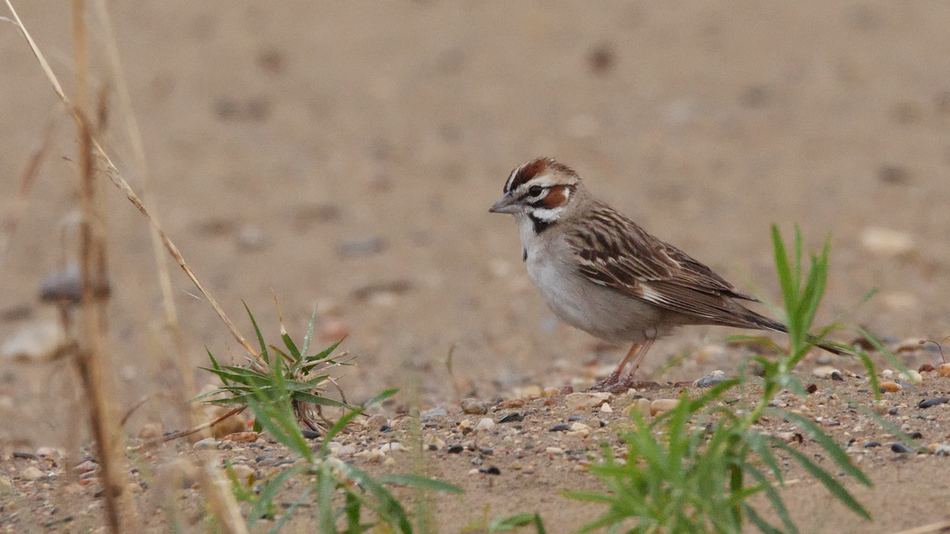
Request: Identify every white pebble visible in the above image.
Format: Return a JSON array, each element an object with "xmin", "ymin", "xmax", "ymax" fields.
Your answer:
[{"xmin": 476, "ymin": 418, "xmax": 496, "ymax": 431}]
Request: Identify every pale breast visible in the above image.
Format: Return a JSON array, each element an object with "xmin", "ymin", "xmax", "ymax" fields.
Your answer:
[{"xmin": 521, "ymin": 226, "xmax": 670, "ymax": 344}]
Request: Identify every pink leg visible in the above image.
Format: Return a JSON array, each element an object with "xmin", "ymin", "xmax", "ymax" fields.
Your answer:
[
  {"xmin": 623, "ymin": 338, "xmax": 655, "ymax": 380},
  {"xmin": 589, "ymin": 339, "xmax": 656, "ymax": 392}
]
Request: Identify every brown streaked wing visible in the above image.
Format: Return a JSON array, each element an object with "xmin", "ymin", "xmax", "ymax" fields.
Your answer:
[{"xmin": 566, "ymin": 202, "xmax": 760, "ymax": 322}]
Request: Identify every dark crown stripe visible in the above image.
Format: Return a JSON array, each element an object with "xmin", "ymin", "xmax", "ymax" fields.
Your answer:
[{"xmin": 505, "ymin": 157, "xmax": 578, "ymax": 193}]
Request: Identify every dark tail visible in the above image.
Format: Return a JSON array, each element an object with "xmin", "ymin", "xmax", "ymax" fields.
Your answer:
[{"xmin": 738, "ymin": 310, "xmax": 846, "ymax": 356}]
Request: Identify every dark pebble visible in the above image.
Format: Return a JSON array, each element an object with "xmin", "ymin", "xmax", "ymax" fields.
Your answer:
[
  {"xmin": 864, "ymin": 441, "xmax": 881, "ymax": 448},
  {"xmin": 447, "ymin": 445, "xmax": 464, "ymax": 454},
  {"xmin": 806, "ymin": 384, "xmax": 819, "ymax": 394},
  {"xmin": 878, "ymin": 164, "xmax": 911, "ymax": 184},
  {"xmin": 497, "ymin": 413, "xmax": 524, "ymax": 424},
  {"xmin": 919, "ymin": 364, "xmax": 935, "ymax": 373},
  {"xmin": 548, "ymin": 424, "xmax": 570, "ymax": 432},
  {"xmin": 831, "ymin": 371, "xmax": 844, "ymax": 381},
  {"xmin": 380, "ymin": 425, "xmax": 392, "ymax": 432},
  {"xmin": 479, "ymin": 466, "xmax": 501, "ymax": 476},
  {"xmin": 909, "ymin": 431, "xmax": 923, "ymax": 440},
  {"xmin": 12, "ymin": 451, "xmax": 37, "ymax": 460},
  {"xmin": 587, "ymin": 44, "xmax": 615, "ymax": 74},
  {"xmin": 891, "ymin": 442, "xmax": 914, "ymax": 454},
  {"xmin": 39, "ymin": 264, "xmax": 110, "ymax": 304},
  {"xmin": 567, "ymin": 415, "xmax": 584, "ymax": 422},
  {"xmin": 918, "ymin": 397, "xmax": 949, "ymax": 409},
  {"xmin": 888, "ymin": 408, "xmax": 900, "ymax": 416},
  {"xmin": 301, "ymin": 430, "xmax": 320, "ymax": 440}
]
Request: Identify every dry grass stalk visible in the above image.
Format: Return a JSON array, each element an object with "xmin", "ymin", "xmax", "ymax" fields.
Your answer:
[
  {"xmin": 0, "ymin": 117, "xmax": 56, "ymax": 266},
  {"xmin": 70, "ymin": 1, "xmax": 141, "ymax": 531},
  {"xmin": 91, "ymin": 0, "xmax": 196, "ymax": 422},
  {"xmin": 197, "ymin": 458, "xmax": 250, "ymax": 534},
  {"xmin": 130, "ymin": 406, "xmax": 247, "ymax": 452},
  {"xmin": 3, "ymin": 0, "xmax": 258, "ymax": 362}
]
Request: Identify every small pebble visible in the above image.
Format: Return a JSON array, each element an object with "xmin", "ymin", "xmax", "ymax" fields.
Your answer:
[
  {"xmin": 599, "ymin": 403, "xmax": 613, "ymax": 413},
  {"xmin": 650, "ymin": 399, "xmax": 679, "ymax": 416},
  {"xmin": 447, "ymin": 445, "xmax": 464, "ymax": 454},
  {"xmin": 860, "ymin": 227, "xmax": 915, "ymax": 257},
  {"xmin": 516, "ymin": 385, "xmax": 543, "ymax": 399},
  {"xmin": 937, "ymin": 364, "xmax": 950, "ymax": 378},
  {"xmin": 542, "ymin": 387, "xmax": 560, "ymax": 397},
  {"xmin": 420, "ymin": 407, "xmax": 448, "ymax": 421},
  {"xmin": 1, "ymin": 321, "xmax": 65, "ymax": 362},
  {"xmin": 35, "ymin": 447, "xmax": 63, "ymax": 458},
  {"xmin": 479, "ymin": 466, "xmax": 501, "ymax": 476},
  {"xmin": 900, "ymin": 370, "xmax": 923, "ymax": 384},
  {"xmin": 223, "ymin": 431, "xmax": 260, "ymax": 443},
  {"xmin": 813, "ymin": 366, "xmax": 841, "ymax": 379},
  {"xmin": 74, "ymin": 461, "xmax": 98, "ymax": 474},
  {"xmin": 193, "ymin": 438, "xmax": 219, "ymax": 450},
  {"xmin": 236, "ymin": 224, "xmax": 267, "ymax": 251},
  {"xmin": 476, "ymin": 418, "xmax": 495, "ymax": 431},
  {"xmin": 20, "ymin": 466, "xmax": 46, "ymax": 481},
  {"xmin": 694, "ymin": 370, "xmax": 728, "ymax": 387},
  {"xmin": 337, "ymin": 444, "xmax": 357, "ymax": 456},
  {"xmin": 545, "ymin": 447, "xmax": 564, "ymax": 455},
  {"xmin": 934, "ymin": 444, "xmax": 950, "ymax": 457},
  {"xmin": 564, "ymin": 392, "xmax": 612, "ymax": 411},
  {"xmin": 460, "ymin": 398, "xmax": 489, "ymax": 415},
  {"xmin": 879, "ymin": 381, "xmax": 902, "ymax": 393},
  {"xmin": 918, "ymin": 397, "xmax": 949, "ymax": 409},
  {"xmin": 549, "ymin": 424, "xmax": 570, "ymax": 432},
  {"xmin": 365, "ymin": 414, "xmax": 388, "ymax": 429},
  {"xmin": 864, "ymin": 441, "xmax": 881, "ymax": 448},
  {"xmin": 891, "ymin": 442, "xmax": 914, "ymax": 454},
  {"xmin": 497, "ymin": 413, "xmax": 524, "ymax": 424}
]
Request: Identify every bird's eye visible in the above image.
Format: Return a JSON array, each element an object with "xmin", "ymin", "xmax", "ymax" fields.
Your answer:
[{"xmin": 528, "ymin": 185, "xmax": 544, "ymax": 197}]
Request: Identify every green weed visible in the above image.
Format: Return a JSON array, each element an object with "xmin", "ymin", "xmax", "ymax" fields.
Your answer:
[{"xmin": 565, "ymin": 225, "xmax": 874, "ymax": 533}]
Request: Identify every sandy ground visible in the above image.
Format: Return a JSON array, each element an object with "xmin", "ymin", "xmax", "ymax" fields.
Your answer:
[{"xmin": 2, "ymin": 1, "xmax": 950, "ymax": 532}]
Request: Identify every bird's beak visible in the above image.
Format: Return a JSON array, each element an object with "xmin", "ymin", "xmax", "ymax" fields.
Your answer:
[{"xmin": 489, "ymin": 192, "xmax": 520, "ymax": 214}]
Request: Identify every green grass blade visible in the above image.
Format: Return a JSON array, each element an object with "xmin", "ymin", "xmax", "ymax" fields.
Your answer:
[
  {"xmin": 770, "ymin": 409, "xmax": 870, "ymax": 485},
  {"xmin": 743, "ymin": 504, "xmax": 783, "ymax": 534},
  {"xmin": 743, "ymin": 463, "xmax": 797, "ymax": 534},
  {"xmin": 489, "ymin": 513, "xmax": 546, "ymax": 533},
  {"xmin": 774, "ymin": 442, "xmax": 871, "ymax": 520},
  {"xmin": 248, "ymin": 465, "xmax": 305, "ymax": 527},
  {"xmin": 244, "ymin": 302, "xmax": 270, "ymax": 363},
  {"xmin": 337, "ymin": 463, "xmax": 413, "ymax": 534},
  {"xmin": 302, "ymin": 305, "xmax": 318, "ymax": 356},
  {"xmin": 375, "ymin": 474, "xmax": 463, "ymax": 494}
]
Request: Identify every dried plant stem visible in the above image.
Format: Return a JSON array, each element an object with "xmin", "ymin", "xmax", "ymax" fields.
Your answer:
[
  {"xmin": 198, "ymin": 458, "xmax": 250, "ymax": 534},
  {"xmin": 92, "ymin": 0, "xmax": 195, "ymax": 423},
  {"xmin": 71, "ymin": 1, "xmax": 141, "ymax": 531},
  {"xmin": 4, "ymin": 0, "xmax": 256, "ymax": 362},
  {"xmin": 130, "ymin": 406, "xmax": 247, "ymax": 452},
  {"xmin": 0, "ymin": 117, "xmax": 56, "ymax": 267}
]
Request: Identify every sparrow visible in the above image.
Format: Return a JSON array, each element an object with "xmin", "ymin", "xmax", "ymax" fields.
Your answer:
[{"xmin": 489, "ymin": 157, "xmax": 841, "ymax": 391}]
